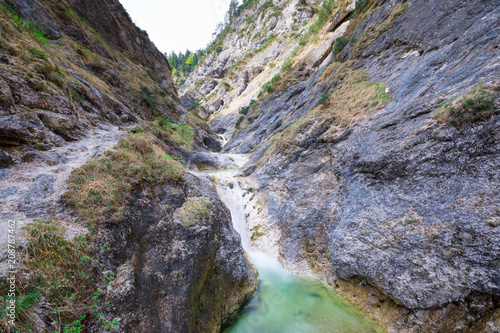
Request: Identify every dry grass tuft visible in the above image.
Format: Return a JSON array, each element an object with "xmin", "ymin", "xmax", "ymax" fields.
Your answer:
[
  {"xmin": 175, "ymin": 197, "xmax": 211, "ymax": 227},
  {"xmin": 64, "ymin": 132, "xmax": 184, "ymax": 225},
  {"xmin": 262, "ymin": 62, "xmax": 391, "ymax": 160},
  {"xmin": 0, "ymin": 220, "xmax": 98, "ymax": 332},
  {"xmin": 434, "ymin": 82, "xmax": 499, "ymax": 127}
]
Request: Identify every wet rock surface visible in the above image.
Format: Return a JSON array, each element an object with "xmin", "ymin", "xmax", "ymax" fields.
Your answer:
[{"xmin": 188, "ymin": 151, "xmax": 237, "ymax": 170}]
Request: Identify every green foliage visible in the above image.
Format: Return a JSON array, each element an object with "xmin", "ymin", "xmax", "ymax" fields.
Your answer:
[
  {"xmin": 167, "ymin": 50, "xmax": 200, "ymax": 77},
  {"xmin": 24, "ymin": 19, "xmax": 48, "ymax": 43},
  {"xmin": 63, "ymin": 317, "xmax": 85, "ymax": 333},
  {"xmin": 167, "ymin": 0, "xmax": 266, "ymax": 76},
  {"xmin": 140, "ymin": 85, "xmax": 156, "ymax": 109},
  {"xmin": 262, "ymin": 74, "xmax": 281, "ymax": 94},
  {"xmin": 434, "ymin": 83, "xmax": 498, "ymax": 127},
  {"xmin": 130, "ymin": 54, "xmax": 140, "ymax": 63},
  {"xmin": 155, "ymin": 117, "xmax": 196, "ymax": 149},
  {"xmin": 235, "ymin": 115, "xmax": 245, "ymax": 129},
  {"xmin": 27, "ymin": 46, "xmax": 47, "ymax": 60},
  {"xmin": 299, "ymin": 0, "xmax": 335, "ymax": 45},
  {"xmin": 333, "ymin": 37, "xmax": 347, "ymax": 56},
  {"xmin": 259, "ymin": 56, "xmax": 294, "ymax": 96},
  {"xmin": 71, "ymin": 89, "xmax": 85, "ymax": 103},
  {"xmin": 239, "ymin": 100, "xmax": 258, "ymax": 115},
  {"xmin": 240, "ymin": 0, "xmax": 259, "ymax": 11},
  {"xmin": 372, "ymin": 83, "xmax": 391, "ymax": 103},
  {"xmin": 261, "ymin": 0, "xmax": 274, "ymax": 10},
  {"xmin": 1, "ymin": 3, "xmax": 48, "ymax": 43},
  {"xmin": 317, "ymin": 92, "xmax": 331, "ymax": 105},
  {"xmin": 281, "ymin": 57, "xmax": 293, "ymax": 72}
]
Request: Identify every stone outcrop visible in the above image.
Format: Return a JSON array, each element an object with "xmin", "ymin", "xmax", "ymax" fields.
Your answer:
[
  {"xmin": 94, "ymin": 173, "xmax": 257, "ymax": 332},
  {"xmin": 180, "ymin": 0, "xmax": 316, "ymax": 119}
]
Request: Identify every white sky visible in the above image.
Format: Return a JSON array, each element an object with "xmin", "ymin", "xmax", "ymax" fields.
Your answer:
[{"xmin": 120, "ymin": 0, "xmax": 235, "ymax": 54}]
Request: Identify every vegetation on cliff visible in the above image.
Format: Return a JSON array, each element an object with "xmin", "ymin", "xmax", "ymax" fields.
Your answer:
[
  {"xmin": 64, "ymin": 128, "xmax": 185, "ymax": 226},
  {"xmin": 0, "ymin": 0, "xmax": 180, "ymax": 151},
  {"xmin": 0, "ymin": 0, "xmax": 251, "ymax": 331}
]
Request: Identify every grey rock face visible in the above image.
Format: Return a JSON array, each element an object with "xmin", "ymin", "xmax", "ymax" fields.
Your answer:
[
  {"xmin": 0, "ymin": 115, "xmax": 63, "ymax": 147},
  {"xmin": 188, "ymin": 152, "xmax": 236, "ymax": 170},
  {"xmin": 180, "ymin": 0, "xmax": 316, "ymax": 116},
  {"xmin": 0, "ymin": 0, "xmax": 180, "ymax": 154},
  {"xmin": 97, "ymin": 173, "xmax": 257, "ymax": 332}
]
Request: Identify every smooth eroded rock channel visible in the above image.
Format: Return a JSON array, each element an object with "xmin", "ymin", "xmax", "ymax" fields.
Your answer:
[{"xmin": 201, "ymin": 156, "xmax": 384, "ymax": 333}]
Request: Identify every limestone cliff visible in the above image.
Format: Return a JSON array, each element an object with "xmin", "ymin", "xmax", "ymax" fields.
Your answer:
[{"xmin": 182, "ymin": 0, "xmax": 500, "ymax": 331}]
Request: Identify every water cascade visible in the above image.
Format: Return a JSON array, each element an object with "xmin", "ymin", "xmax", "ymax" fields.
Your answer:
[{"xmin": 201, "ymin": 155, "xmax": 384, "ymax": 333}]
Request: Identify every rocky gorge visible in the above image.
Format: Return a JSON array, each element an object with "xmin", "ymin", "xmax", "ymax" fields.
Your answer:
[
  {"xmin": 0, "ymin": 0, "xmax": 499, "ymax": 332},
  {"xmin": 180, "ymin": 0, "xmax": 500, "ymax": 332}
]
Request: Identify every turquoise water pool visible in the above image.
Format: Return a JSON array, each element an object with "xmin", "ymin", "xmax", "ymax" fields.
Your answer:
[{"xmin": 224, "ymin": 252, "xmax": 383, "ymax": 333}]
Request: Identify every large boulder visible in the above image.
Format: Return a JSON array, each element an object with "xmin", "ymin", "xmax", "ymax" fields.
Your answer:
[{"xmin": 97, "ymin": 173, "xmax": 257, "ymax": 332}]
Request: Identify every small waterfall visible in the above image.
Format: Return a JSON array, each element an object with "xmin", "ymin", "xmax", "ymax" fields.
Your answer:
[{"xmin": 203, "ymin": 154, "xmax": 384, "ymax": 333}]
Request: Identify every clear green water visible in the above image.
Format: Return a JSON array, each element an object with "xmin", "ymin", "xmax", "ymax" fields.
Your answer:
[{"xmin": 224, "ymin": 252, "xmax": 384, "ymax": 333}]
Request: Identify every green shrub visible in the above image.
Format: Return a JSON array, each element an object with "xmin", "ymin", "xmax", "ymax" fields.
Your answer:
[
  {"xmin": 24, "ymin": 19, "xmax": 48, "ymax": 43},
  {"xmin": 240, "ymin": 106, "xmax": 250, "ymax": 115},
  {"xmin": 27, "ymin": 47, "xmax": 47, "ymax": 60},
  {"xmin": 261, "ymin": 0, "xmax": 274, "ymax": 10},
  {"xmin": 281, "ymin": 57, "xmax": 293, "ymax": 72},
  {"xmin": 240, "ymin": 0, "xmax": 259, "ymax": 11},
  {"xmin": 71, "ymin": 90, "xmax": 85, "ymax": 103},
  {"xmin": 333, "ymin": 37, "xmax": 347, "ymax": 55},
  {"xmin": 235, "ymin": 115, "xmax": 245, "ymax": 129},
  {"xmin": 434, "ymin": 83, "xmax": 498, "ymax": 127},
  {"xmin": 239, "ymin": 100, "xmax": 258, "ymax": 115},
  {"xmin": 140, "ymin": 85, "xmax": 156, "ymax": 108},
  {"xmin": 261, "ymin": 74, "xmax": 281, "ymax": 95},
  {"xmin": 317, "ymin": 92, "xmax": 331, "ymax": 105}
]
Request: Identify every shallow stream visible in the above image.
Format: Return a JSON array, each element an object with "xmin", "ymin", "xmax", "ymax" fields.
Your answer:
[{"xmin": 203, "ymin": 155, "xmax": 383, "ymax": 333}]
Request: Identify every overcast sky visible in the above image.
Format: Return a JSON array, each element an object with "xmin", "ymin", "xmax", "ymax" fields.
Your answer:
[{"xmin": 120, "ymin": 0, "xmax": 235, "ymax": 54}]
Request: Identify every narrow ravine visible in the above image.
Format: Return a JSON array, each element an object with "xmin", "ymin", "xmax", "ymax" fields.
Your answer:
[{"xmin": 201, "ymin": 154, "xmax": 384, "ymax": 333}]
